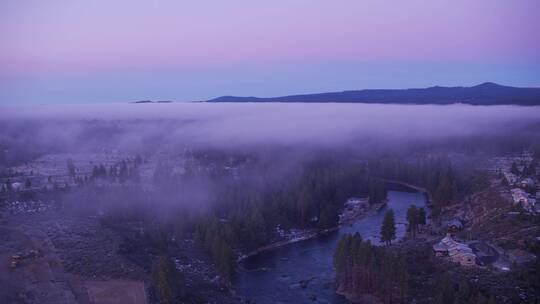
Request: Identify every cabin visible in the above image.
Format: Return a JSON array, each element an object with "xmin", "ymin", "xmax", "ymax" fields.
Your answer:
[
  {"xmin": 448, "ymin": 243, "xmax": 476, "ymax": 266},
  {"xmin": 432, "ymin": 234, "xmax": 455, "ymax": 257},
  {"xmin": 520, "ymin": 178, "xmax": 535, "ymax": 190},
  {"xmin": 450, "ymin": 251, "xmax": 476, "ymax": 266},
  {"xmin": 511, "ymin": 188, "xmax": 529, "ymax": 205},
  {"xmin": 433, "ymin": 243, "xmax": 449, "ymax": 257},
  {"xmin": 433, "ymin": 234, "xmax": 477, "ymax": 266},
  {"xmin": 445, "ymin": 219, "xmax": 463, "ymax": 233},
  {"xmin": 511, "ymin": 188, "xmax": 536, "ymax": 212},
  {"xmin": 10, "ymin": 182, "xmax": 23, "ymax": 191}
]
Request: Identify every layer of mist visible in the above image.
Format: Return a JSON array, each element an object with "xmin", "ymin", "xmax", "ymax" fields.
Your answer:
[{"xmin": 2, "ymin": 103, "xmax": 540, "ymax": 155}]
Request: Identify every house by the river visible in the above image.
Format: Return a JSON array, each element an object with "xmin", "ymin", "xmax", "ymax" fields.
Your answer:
[{"xmin": 433, "ymin": 234, "xmax": 477, "ymax": 266}]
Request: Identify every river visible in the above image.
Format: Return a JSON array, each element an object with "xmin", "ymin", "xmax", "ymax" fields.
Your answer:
[{"xmin": 235, "ymin": 189, "xmax": 427, "ymax": 304}]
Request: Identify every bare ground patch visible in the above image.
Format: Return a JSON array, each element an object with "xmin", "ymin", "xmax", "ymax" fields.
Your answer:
[{"xmin": 85, "ymin": 280, "xmax": 146, "ymax": 304}]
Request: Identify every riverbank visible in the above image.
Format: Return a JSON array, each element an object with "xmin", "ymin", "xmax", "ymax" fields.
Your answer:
[
  {"xmin": 237, "ymin": 180, "xmax": 431, "ymax": 263},
  {"xmin": 235, "ymin": 190, "xmax": 428, "ymax": 304},
  {"xmin": 237, "ymin": 201, "xmax": 386, "ymax": 262}
]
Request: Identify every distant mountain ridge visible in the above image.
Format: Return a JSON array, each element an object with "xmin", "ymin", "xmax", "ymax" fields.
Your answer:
[
  {"xmin": 132, "ymin": 100, "xmax": 173, "ymax": 104},
  {"xmin": 207, "ymin": 83, "xmax": 540, "ymax": 105}
]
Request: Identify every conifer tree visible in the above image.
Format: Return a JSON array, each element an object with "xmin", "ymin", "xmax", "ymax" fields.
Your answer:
[
  {"xmin": 334, "ymin": 232, "xmax": 408, "ymax": 302},
  {"xmin": 406, "ymin": 205, "xmax": 419, "ymax": 237},
  {"xmin": 511, "ymin": 162, "xmax": 520, "ymax": 175},
  {"xmin": 380, "ymin": 209, "xmax": 396, "ymax": 245},
  {"xmin": 151, "ymin": 256, "xmax": 186, "ymax": 304},
  {"xmin": 319, "ymin": 202, "xmax": 339, "ymax": 229},
  {"xmin": 418, "ymin": 207, "xmax": 427, "ymax": 228},
  {"xmin": 67, "ymin": 159, "xmax": 76, "ymax": 177},
  {"xmin": 25, "ymin": 178, "xmax": 32, "ymax": 189}
]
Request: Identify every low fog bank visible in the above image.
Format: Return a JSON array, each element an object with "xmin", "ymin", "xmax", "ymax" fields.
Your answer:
[
  {"xmin": 2, "ymin": 103, "xmax": 540, "ymax": 283},
  {"xmin": 1, "ymin": 103, "xmax": 540, "ymax": 158}
]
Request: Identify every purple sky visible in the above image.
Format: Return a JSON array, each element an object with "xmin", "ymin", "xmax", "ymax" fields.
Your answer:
[{"xmin": 1, "ymin": 0, "xmax": 540, "ymax": 104}]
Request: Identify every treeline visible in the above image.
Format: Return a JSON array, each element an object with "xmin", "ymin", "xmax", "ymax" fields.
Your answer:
[
  {"xmin": 89, "ymin": 156, "xmax": 142, "ymax": 183},
  {"xmin": 333, "ymin": 233, "xmax": 499, "ymax": 304},
  {"xmin": 433, "ymin": 274, "xmax": 497, "ymax": 304},
  {"xmin": 194, "ymin": 217, "xmax": 235, "ymax": 282},
  {"xmin": 333, "ymin": 233, "xmax": 407, "ymax": 303},
  {"xmin": 406, "ymin": 204, "xmax": 427, "ymax": 237},
  {"xmin": 212, "ymin": 159, "xmax": 384, "ymax": 245},
  {"xmin": 150, "ymin": 255, "xmax": 187, "ymax": 304},
  {"xmin": 60, "ymin": 156, "xmax": 144, "ymax": 187},
  {"xmin": 368, "ymin": 156, "xmax": 459, "ymax": 217},
  {"xmin": 193, "ymin": 158, "xmax": 387, "ymax": 280}
]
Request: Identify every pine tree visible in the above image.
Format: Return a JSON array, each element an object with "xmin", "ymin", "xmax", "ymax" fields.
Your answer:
[
  {"xmin": 25, "ymin": 178, "xmax": 32, "ymax": 189},
  {"xmin": 511, "ymin": 162, "xmax": 520, "ymax": 175},
  {"xmin": 119, "ymin": 161, "xmax": 128, "ymax": 182},
  {"xmin": 212, "ymin": 237, "xmax": 234, "ymax": 281},
  {"xmin": 380, "ymin": 209, "xmax": 396, "ymax": 245},
  {"xmin": 297, "ymin": 187, "xmax": 312, "ymax": 227},
  {"xmin": 108, "ymin": 166, "xmax": 116, "ymax": 180},
  {"xmin": 67, "ymin": 159, "xmax": 76, "ymax": 177},
  {"xmin": 406, "ymin": 205, "xmax": 419, "ymax": 237},
  {"xmin": 333, "ymin": 234, "xmax": 352, "ymax": 273},
  {"xmin": 368, "ymin": 179, "xmax": 387, "ymax": 205},
  {"xmin": 151, "ymin": 256, "xmax": 186, "ymax": 304},
  {"xmin": 418, "ymin": 207, "xmax": 427, "ymax": 228},
  {"xmin": 91, "ymin": 165, "xmax": 99, "ymax": 179},
  {"xmin": 319, "ymin": 202, "xmax": 339, "ymax": 229},
  {"xmin": 6, "ymin": 179, "xmax": 13, "ymax": 192},
  {"xmin": 135, "ymin": 154, "xmax": 143, "ymax": 165},
  {"xmin": 99, "ymin": 164, "xmax": 107, "ymax": 177},
  {"xmin": 524, "ymin": 159, "xmax": 538, "ymax": 177},
  {"xmin": 334, "ymin": 232, "xmax": 408, "ymax": 302},
  {"xmin": 455, "ymin": 280, "xmax": 471, "ymax": 304},
  {"xmin": 247, "ymin": 207, "xmax": 267, "ymax": 244},
  {"xmin": 435, "ymin": 274, "xmax": 455, "ymax": 304}
]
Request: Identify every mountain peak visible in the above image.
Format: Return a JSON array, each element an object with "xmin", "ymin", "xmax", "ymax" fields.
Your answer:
[
  {"xmin": 474, "ymin": 82, "xmax": 502, "ymax": 88},
  {"xmin": 207, "ymin": 82, "xmax": 540, "ymax": 105}
]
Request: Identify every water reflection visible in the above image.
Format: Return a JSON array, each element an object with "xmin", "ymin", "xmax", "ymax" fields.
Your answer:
[{"xmin": 237, "ymin": 190, "xmax": 426, "ymax": 304}]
